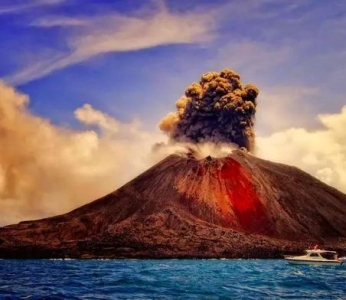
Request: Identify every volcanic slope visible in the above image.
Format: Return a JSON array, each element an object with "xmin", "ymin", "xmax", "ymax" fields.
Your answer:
[{"xmin": 1, "ymin": 150, "xmax": 346, "ymax": 258}]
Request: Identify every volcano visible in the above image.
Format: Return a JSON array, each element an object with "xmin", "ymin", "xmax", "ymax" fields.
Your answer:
[{"xmin": 1, "ymin": 150, "xmax": 346, "ymax": 258}]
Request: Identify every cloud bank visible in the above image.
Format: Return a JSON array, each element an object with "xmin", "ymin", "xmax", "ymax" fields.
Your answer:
[
  {"xmin": 0, "ymin": 81, "xmax": 163, "ymax": 225},
  {"xmin": 257, "ymin": 106, "xmax": 346, "ymax": 192}
]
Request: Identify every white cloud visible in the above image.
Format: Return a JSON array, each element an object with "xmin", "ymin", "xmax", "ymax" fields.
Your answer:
[
  {"xmin": 6, "ymin": 3, "xmax": 216, "ymax": 84},
  {"xmin": 257, "ymin": 105, "xmax": 346, "ymax": 193},
  {"xmin": 75, "ymin": 104, "xmax": 121, "ymax": 135},
  {"xmin": 0, "ymin": 0, "xmax": 64, "ymax": 14},
  {"xmin": 29, "ymin": 17, "xmax": 87, "ymax": 27},
  {"xmin": 256, "ymin": 85, "xmax": 319, "ymax": 134},
  {"xmin": 215, "ymin": 41, "xmax": 291, "ymax": 75}
]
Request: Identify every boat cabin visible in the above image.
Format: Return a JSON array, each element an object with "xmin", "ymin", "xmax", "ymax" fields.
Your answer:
[{"xmin": 306, "ymin": 250, "xmax": 338, "ymax": 260}]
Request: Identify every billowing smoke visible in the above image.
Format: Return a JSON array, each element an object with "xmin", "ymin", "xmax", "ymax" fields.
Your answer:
[
  {"xmin": 159, "ymin": 69, "xmax": 259, "ymax": 152},
  {"xmin": 0, "ymin": 81, "xmax": 163, "ymax": 226}
]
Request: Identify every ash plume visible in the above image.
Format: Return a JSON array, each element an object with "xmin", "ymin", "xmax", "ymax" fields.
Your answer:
[{"xmin": 159, "ymin": 69, "xmax": 259, "ymax": 152}]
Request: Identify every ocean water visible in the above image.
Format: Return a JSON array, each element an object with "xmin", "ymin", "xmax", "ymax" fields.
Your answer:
[{"xmin": 0, "ymin": 259, "xmax": 345, "ymax": 299}]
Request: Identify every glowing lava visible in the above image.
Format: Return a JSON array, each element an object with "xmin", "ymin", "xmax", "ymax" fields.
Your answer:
[{"xmin": 220, "ymin": 158, "xmax": 274, "ymax": 235}]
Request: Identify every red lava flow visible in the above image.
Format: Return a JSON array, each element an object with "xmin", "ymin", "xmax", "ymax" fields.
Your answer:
[{"xmin": 220, "ymin": 159, "xmax": 274, "ymax": 235}]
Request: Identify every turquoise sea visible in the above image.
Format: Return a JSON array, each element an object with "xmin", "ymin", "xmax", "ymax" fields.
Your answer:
[{"xmin": 0, "ymin": 259, "xmax": 345, "ymax": 299}]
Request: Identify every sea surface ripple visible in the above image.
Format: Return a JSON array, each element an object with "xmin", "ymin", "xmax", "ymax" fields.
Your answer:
[{"xmin": 0, "ymin": 259, "xmax": 345, "ymax": 299}]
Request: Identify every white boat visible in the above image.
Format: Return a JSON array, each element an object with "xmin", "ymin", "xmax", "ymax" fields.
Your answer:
[{"xmin": 284, "ymin": 249, "xmax": 344, "ymax": 266}]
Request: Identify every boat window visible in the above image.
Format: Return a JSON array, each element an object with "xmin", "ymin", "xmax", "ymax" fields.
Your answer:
[
  {"xmin": 310, "ymin": 253, "xmax": 319, "ymax": 257},
  {"xmin": 320, "ymin": 252, "xmax": 335, "ymax": 259}
]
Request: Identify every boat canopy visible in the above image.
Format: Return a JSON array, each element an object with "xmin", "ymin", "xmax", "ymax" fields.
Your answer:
[{"xmin": 306, "ymin": 249, "xmax": 337, "ymax": 254}]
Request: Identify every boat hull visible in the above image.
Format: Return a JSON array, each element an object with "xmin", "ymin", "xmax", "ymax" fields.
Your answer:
[{"xmin": 285, "ymin": 259, "xmax": 343, "ymax": 266}]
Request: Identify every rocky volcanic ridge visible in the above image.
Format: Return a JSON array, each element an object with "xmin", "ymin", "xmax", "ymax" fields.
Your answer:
[{"xmin": 1, "ymin": 150, "xmax": 346, "ymax": 259}]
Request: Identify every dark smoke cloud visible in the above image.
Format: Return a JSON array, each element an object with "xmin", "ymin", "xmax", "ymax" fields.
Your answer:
[{"xmin": 159, "ymin": 69, "xmax": 259, "ymax": 152}]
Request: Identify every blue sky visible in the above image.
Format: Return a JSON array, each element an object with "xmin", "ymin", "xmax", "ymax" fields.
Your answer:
[
  {"xmin": 1, "ymin": 0, "xmax": 345, "ymax": 133},
  {"xmin": 1, "ymin": 0, "xmax": 346, "ymax": 224}
]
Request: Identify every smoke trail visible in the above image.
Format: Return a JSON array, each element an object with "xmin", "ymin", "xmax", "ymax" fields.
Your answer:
[{"xmin": 159, "ymin": 69, "xmax": 259, "ymax": 152}]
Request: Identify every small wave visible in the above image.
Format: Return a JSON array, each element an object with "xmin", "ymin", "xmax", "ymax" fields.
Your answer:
[
  {"xmin": 293, "ymin": 270, "xmax": 304, "ymax": 275},
  {"xmin": 1, "ymin": 259, "xmax": 345, "ymax": 299}
]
